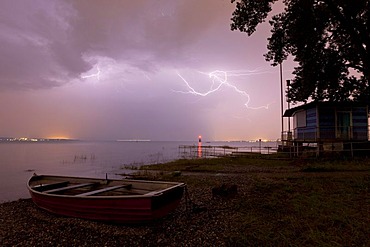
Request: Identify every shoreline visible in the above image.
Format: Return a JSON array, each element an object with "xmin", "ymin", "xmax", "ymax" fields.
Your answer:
[{"xmin": 1, "ymin": 159, "xmax": 369, "ymax": 246}]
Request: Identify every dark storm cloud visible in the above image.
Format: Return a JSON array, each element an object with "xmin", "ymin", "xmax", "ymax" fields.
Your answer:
[
  {"xmin": 0, "ymin": 0, "xmax": 232, "ymax": 90},
  {"xmin": 0, "ymin": 0, "xmax": 91, "ymax": 90}
]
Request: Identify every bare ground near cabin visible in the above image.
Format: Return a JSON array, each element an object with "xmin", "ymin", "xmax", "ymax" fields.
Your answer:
[{"xmin": 1, "ymin": 160, "xmax": 370, "ymax": 246}]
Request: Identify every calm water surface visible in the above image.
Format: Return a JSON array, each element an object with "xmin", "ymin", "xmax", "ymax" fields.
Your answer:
[
  {"xmin": 0, "ymin": 141, "xmax": 190, "ymax": 202},
  {"xmin": 0, "ymin": 140, "xmax": 277, "ymax": 202}
]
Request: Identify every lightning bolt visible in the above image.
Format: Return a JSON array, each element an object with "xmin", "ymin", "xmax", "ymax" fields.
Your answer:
[
  {"xmin": 81, "ymin": 66, "xmax": 101, "ymax": 80},
  {"xmin": 175, "ymin": 70, "xmax": 270, "ymax": 110}
]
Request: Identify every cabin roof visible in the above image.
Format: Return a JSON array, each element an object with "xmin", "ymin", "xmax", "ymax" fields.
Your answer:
[{"xmin": 283, "ymin": 101, "xmax": 368, "ymax": 117}]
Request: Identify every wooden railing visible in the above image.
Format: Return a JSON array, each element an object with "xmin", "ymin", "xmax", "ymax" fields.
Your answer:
[{"xmin": 178, "ymin": 144, "xmax": 278, "ymax": 159}]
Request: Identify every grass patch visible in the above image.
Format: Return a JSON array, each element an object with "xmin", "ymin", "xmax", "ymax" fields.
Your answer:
[
  {"xmin": 301, "ymin": 166, "xmax": 340, "ymax": 172},
  {"xmin": 140, "ymin": 158, "xmax": 228, "ymax": 172},
  {"xmin": 301, "ymin": 159, "xmax": 370, "ymax": 172},
  {"xmin": 224, "ymin": 175, "xmax": 370, "ymax": 246},
  {"xmin": 126, "ymin": 156, "xmax": 370, "ymax": 245},
  {"xmin": 139, "ymin": 156, "xmax": 294, "ymax": 173}
]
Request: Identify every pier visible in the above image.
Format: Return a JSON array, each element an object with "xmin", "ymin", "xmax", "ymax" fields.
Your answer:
[{"xmin": 178, "ymin": 143, "xmax": 277, "ymax": 159}]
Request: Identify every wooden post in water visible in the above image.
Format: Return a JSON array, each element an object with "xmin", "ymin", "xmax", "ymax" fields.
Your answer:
[{"xmin": 259, "ymin": 139, "xmax": 262, "ymax": 154}]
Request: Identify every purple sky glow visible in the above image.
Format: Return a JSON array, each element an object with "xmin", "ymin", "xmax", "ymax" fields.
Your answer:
[{"xmin": 0, "ymin": 0, "xmax": 295, "ymax": 141}]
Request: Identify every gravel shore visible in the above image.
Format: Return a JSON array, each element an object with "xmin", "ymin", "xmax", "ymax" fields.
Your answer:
[
  {"xmin": 1, "ymin": 169, "xmax": 369, "ymax": 246},
  {"xmin": 0, "ymin": 174, "xmax": 252, "ymax": 247}
]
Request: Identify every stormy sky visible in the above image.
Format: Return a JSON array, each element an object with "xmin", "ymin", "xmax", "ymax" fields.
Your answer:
[{"xmin": 0, "ymin": 0, "xmax": 294, "ymax": 141}]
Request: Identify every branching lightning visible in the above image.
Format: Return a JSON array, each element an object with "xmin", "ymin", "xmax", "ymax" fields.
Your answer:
[
  {"xmin": 81, "ymin": 66, "xmax": 101, "ymax": 80},
  {"xmin": 175, "ymin": 69, "xmax": 271, "ymax": 110}
]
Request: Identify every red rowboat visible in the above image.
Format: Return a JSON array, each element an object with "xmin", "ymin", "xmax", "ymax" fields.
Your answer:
[{"xmin": 28, "ymin": 174, "xmax": 185, "ymax": 223}]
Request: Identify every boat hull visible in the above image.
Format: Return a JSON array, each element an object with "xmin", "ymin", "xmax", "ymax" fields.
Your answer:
[{"xmin": 28, "ymin": 175, "xmax": 185, "ymax": 223}]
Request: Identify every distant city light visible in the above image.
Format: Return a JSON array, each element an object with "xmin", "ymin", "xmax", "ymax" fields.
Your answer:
[{"xmin": 47, "ymin": 136, "xmax": 71, "ymax": 140}]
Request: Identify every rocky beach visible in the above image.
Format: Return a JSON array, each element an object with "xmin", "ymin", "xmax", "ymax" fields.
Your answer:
[{"xmin": 1, "ymin": 157, "xmax": 369, "ymax": 246}]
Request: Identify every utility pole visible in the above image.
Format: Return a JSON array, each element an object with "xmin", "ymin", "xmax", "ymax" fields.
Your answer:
[
  {"xmin": 286, "ymin": 79, "xmax": 291, "ymax": 132},
  {"xmin": 280, "ymin": 62, "xmax": 284, "ymax": 141}
]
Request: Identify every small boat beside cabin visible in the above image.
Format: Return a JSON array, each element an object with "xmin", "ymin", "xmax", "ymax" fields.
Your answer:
[{"xmin": 28, "ymin": 174, "xmax": 185, "ymax": 223}]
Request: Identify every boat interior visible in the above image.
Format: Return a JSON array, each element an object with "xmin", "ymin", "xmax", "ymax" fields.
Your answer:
[{"xmin": 30, "ymin": 176, "xmax": 182, "ymax": 197}]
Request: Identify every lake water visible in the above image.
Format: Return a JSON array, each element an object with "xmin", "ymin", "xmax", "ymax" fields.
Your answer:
[{"xmin": 0, "ymin": 140, "xmax": 277, "ymax": 202}]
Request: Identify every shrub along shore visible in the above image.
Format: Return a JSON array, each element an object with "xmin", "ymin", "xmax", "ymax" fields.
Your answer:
[{"xmin": 1, "ymin": 156, "xmax": 369, "ymax": 246}]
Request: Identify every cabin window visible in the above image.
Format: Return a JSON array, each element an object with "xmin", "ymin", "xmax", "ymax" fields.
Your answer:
[{"xmin": 293, "ymin": 110, "xmax": 306, "ymax": 128}]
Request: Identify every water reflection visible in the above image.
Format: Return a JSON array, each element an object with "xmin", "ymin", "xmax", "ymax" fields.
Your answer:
[{"xmin": 198, "ymin": 142, "xmax": 202, "ymax": 158}]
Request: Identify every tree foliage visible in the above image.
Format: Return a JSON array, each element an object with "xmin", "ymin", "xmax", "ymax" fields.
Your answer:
[{"xmin": 231, "ymin": 0, "xmax": 370, "ymax": 103}]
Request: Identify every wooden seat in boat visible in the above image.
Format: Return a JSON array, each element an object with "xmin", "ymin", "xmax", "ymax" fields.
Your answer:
[
  {"xmin": 44, "ymin": 182, "xmax": 97, "ymax": 194},
  {"xmin": 77, "ymin": 184, "xmax": 132, "ymax": 196}
]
